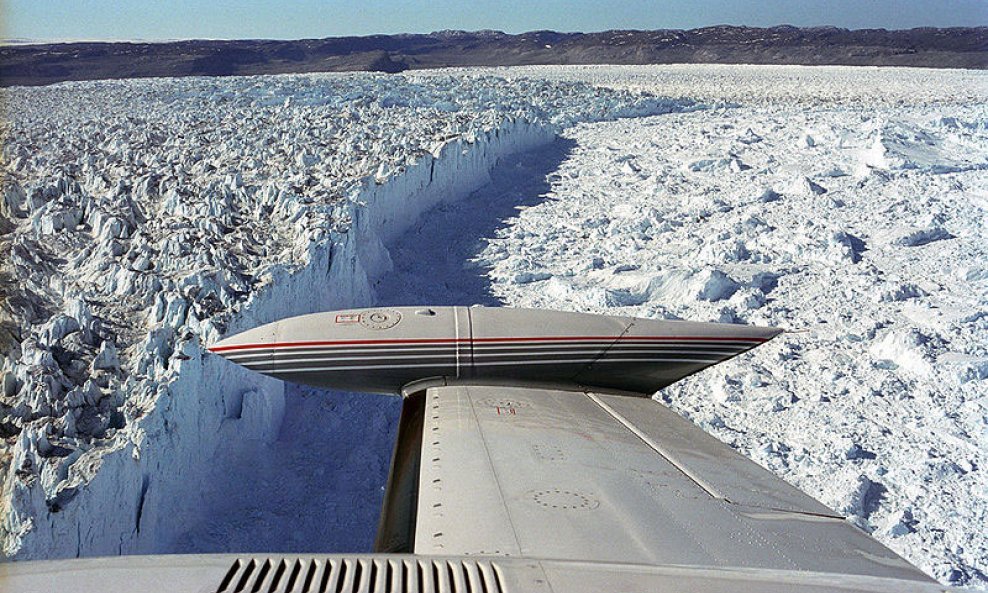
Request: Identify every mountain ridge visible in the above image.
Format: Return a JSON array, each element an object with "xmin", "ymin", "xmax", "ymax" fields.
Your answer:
[{"xmin": 1, "ymin": 25, "xmax": 985, "ymax": 86}]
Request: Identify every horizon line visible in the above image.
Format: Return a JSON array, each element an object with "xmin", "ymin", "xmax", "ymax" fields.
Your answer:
[{"xmin": 4, "ymin": 23, "xmax": 986, "ymax": 46}]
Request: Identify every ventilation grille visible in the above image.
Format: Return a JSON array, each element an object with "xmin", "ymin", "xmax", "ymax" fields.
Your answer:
[{"xmin": 216, "ymin": 557, "xmax": 506, "ymax": 593}]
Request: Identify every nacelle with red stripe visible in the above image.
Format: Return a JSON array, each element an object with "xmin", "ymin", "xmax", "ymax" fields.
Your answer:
[{"xmin": 208, "ymin": 307, "xmax": 781, "ymax": 396}]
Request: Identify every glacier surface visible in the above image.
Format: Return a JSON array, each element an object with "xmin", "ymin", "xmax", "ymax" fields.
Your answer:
[
  {"xmin": 458, "ymin": 65, "xmax": 988, "ymax": 589},
  {"xmin": 0, "ymin": 72, "xmax": 675, "ymax": 558},
  {"xmin": 1, "ymin": 65, "xmax": 986, "ymax": 589}
]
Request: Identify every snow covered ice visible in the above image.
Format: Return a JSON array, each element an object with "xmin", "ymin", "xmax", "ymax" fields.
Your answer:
[
  {"xmin": 464, "ymin": 65, "xmax": 988, "ymax": 588},
  {"xmin": 1, "ymin": 64, "xmax": 987, "ymax": 589},
  {"xmin": 0, "ymin": 72, "xmax": 674, "ymax": 559}
]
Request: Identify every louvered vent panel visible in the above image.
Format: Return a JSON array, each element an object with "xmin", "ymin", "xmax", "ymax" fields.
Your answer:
[{"xmin": 216, "ymin": 557, "xmax": 505, "ymax": 593}]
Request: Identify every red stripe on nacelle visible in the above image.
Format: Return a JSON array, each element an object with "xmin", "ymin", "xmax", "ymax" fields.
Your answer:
[{"xmin": 208, "ymin": 335, "xmax": 767, "ymax": 354}]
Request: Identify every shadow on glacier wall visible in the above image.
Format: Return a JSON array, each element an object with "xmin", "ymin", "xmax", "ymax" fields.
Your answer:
[
  {"xmin": 157, "ymin": 134, "xmax": 576, "ymax": 554},
  {"xmin": 168, "ymin": 384, "xmax": 401, "ymax": 554},
  {"xmin": 376, "ymin": 136, "xmax": 578, "ymax": 306}
]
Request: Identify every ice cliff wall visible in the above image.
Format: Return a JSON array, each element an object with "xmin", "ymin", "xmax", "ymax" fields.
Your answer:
[
  {"xmin": 0, "ymin": 73, "xmax": 672, "ymax": 559},
  {"xmin": 3, "ymin": 117, "xmax": 551, "ymax": 559}
]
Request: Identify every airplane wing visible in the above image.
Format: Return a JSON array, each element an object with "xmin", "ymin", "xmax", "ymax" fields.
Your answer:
[
  {"xmin": 2, "ymin": 307, "xmax": 947, "ymax": 593},
  {"xmin": 3, "ymin": 384, "xmax": 945, "ymax": 593},
  {"xmin": 389, "ymin": 384, "xmax": 929, "ymax": 582}
]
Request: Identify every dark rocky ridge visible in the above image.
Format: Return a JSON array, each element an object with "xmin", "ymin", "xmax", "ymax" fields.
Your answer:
[{"xmin": 1, "ymin": 25, "xmax": 985, "ymax": 86}]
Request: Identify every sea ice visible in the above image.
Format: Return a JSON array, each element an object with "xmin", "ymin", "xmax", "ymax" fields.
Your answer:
[{"xmin": 462, "ymin": 65, "xmax": 988, "ymax": 589}]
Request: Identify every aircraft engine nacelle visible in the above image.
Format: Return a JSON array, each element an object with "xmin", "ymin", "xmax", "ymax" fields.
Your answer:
[{"xmin": 208, "ymin": 306, "xmax": 781, "ymax": 395}]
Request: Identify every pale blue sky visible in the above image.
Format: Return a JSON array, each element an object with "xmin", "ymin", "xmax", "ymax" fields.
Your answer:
[{"xmin": 4, "ymin": 0, "xmax": 987, "ymax": 42}]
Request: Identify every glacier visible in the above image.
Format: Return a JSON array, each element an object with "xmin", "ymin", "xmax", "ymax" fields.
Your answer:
[
  {"xmin": 459, "ymin": 65, "xmax": 988, "ymax": 589},
  {"xmin": 0, "ymin": 73, "xmax": 677, "ymax": 559},
  {"xmin": 1, "ymin": 65, "xmax": 986, "ymax": 590}
]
